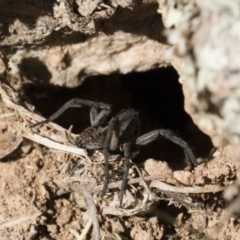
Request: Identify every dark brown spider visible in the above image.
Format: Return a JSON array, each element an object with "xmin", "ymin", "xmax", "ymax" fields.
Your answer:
[{"xmin": 31, "ymin": 98, "xmax": 197, "ymax": 207}]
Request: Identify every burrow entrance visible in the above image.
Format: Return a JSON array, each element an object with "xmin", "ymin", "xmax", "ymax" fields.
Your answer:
[{"xmin": 25, "ymin": 67, "xmax": 213, "ymax": 169}]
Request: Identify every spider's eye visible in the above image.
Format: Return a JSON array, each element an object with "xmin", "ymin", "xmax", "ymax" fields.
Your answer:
[{"xmin": 132, "ymin": 113, "xmax": 137, "ymax": 117}]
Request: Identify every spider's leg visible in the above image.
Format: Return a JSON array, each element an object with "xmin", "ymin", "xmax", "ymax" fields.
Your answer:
[
  {"xmin": 90, "ymin": 107, "xmax": 98, "ymax": 125},
  {"xmin": 90, "ymin": 107, "xmax": 111, "ymax": 126},
  {"xmin": 30, "ymin": 98, "xmax": 111, "ymax": 128},
  {"xmin": 136, "ymin": 129, "xmax": 197, "ymax": 166},
  {"xmin": 102, "ymin": 117, "xmax": 119, "ymax": 197},
  {"xmin": 119, "ymin": 142, "xmax": 131, "ymax": 207},
  {"xmin": 102, "ymin": 148, "xmax": 110, "ymax": 198},
  {"xmin": 102, "ymin": 109, "xmax": 140, "ymax": 204}
]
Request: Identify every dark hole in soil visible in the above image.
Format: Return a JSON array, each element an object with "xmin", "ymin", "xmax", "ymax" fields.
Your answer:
[{"xmin": 25, "ymin": 67, "xmax": 213, "ymax": 169}]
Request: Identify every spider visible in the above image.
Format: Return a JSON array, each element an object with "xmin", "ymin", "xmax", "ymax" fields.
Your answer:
[{"xmin": 31, "ymin": 98, "xmax": 197, "ymax": 206}]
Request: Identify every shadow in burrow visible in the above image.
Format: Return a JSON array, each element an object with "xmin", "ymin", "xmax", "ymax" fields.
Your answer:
[
  {"xmin": 23, "ymin": 67, "xmax": 213, "ymax": 170},
  {"xmin": 18, "ymin": 57, "xmax": 52, "ymax": 84}
]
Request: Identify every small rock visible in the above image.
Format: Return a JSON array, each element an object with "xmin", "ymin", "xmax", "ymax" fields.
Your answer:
[{"xmin": 173, "ymin": 170, "xmax": 194, "ymax": 186}]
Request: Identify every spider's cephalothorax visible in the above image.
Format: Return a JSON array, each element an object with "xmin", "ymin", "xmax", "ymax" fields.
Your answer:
[{"xmin": 31, "ymin": 98, "xmax": 197, "ymax": 207}]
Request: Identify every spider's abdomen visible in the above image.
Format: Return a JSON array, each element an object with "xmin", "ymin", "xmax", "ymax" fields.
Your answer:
[{"xmin": 76, "ymin": 125, "xmax": 108, "ymax": 149}]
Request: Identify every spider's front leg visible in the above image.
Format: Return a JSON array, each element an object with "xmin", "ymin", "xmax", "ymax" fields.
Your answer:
[
  {"xmin": 102, "ymin": 109, "xmax": 139, "ymax": 207},
  {"xmin": 120, "ymin": 142, "xmax": 131, "ymax": 207},
  {"xmin": 103, "ymin": 135, "xmax": 129, "ymax": 207},
  {"xmin": 90, "ymin": 106, "xmax": 112, "ymax": 126},
  {"xmin": 30, "ymin": 98, "xmax": 111, "ymax": 128},
  {"xmin": 102, "ymin": 116, "xmax": 119, "ymax": 199},
  {"xmin": 136, "ymin": 129, "xmax": 197, "ymax": 166}
]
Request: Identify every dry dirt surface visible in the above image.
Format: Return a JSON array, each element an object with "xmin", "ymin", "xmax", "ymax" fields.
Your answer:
[
  {"xmin": 1, "ymin": 1, "xmax": 240, "ymax": 239},
  {"xmin": 0, "ymin": 83, "xmax": 239, "ymax": 240}
]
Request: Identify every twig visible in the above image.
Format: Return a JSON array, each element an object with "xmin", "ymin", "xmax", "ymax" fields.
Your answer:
[
  {"xmin": 89, "ymin": 174, "xmax": 228, "ymax": 194},
  {"xmin": 0, "ymin": 112, "xmax": 16, "ymax": 119},
  {"xmin": 82, "ymin": 190, "xmax": 100, "ymax": 240},
  {"xmin": 69, "ymin": 228, "xmax": 81, "ymax": 239},
  {"xmin": 70, "ymin": 219, "xmax": 93, "ymax": 240},
  {"xmin": 0, "ymin": 83, "xmax": 89, "ymax": 160},
  {"xmin": 73, "ymin": 184, "xmax": 101, "ymax": 240},
  {"xmin": 150, "ymin": 180, "xmax": 227, "ymax": 193},
  {"xmin": 133, "ymin": 164, "xmax": 151, "ymax": 194},
  {"xmin": 0, "ymin": 212, "xmax": 41, "ymax": 230},
  {"xmin": 91, "ymin": 174, "xmax": 171, "ymax": 192},
  {"xmin": 0, "ymin": 137, "xmax": 23, "ymax": 160},
  {"xmin": 102, "ymin": 200, "xmax": 155, "ymax": 216},
  {"xmin": 78, "ymin": 219, "xmax": 93, "ymax": 240},
  {"xmin": 23, "ymin": 134, "xmax": 88, "ymax": 159}
]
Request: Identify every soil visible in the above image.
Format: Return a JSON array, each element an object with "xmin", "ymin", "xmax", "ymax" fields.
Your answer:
[
  {"xmin": 1, "ymin": 1, "xmax": 240, "ymax": 239},
  {"xmin": 0, "ymin": 70, "xmax": 239, "ymax": 240}
]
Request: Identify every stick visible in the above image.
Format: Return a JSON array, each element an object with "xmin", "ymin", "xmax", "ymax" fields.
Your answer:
[
  {"xmin": 150, "ymin": 180, "xmax": 226, "ymax": 193},
  {"xmin": 0, "ymin": 212, "xmax": 41, "ymax": 230},
  {"xmin": 90, "ymin": 175, "xmax": 228, "ymax": 194},
  {"xmin": 23, "ymin": 134, "xmax": 88, "ymax": 158}
]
